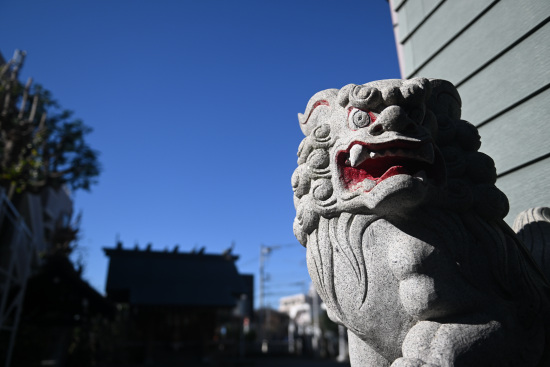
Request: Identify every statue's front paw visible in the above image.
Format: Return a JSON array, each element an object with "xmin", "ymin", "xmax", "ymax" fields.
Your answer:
[{"xmin": 391, "ymin": 358, "xmax": 439, "ymax": 367}]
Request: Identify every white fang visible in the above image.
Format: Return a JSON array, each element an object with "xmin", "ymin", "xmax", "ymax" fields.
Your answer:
[{"xmin": 349, "ymin": 145, "xmax": 371, "ymax": 167}]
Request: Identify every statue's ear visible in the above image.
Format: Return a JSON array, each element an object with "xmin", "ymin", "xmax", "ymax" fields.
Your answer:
[
  {"xmin": 298, "ymin": 89, "xmax": 338, "ymax": 136},
  {"xmin": 427, "ymin": 79, "xmax": 462, "ymax": 120}
]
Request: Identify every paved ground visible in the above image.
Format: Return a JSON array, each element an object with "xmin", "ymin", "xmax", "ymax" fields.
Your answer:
[
  {"xmin": 99, "ymin": 352, "xmax": 351, "ymax": 367},
  {"xmin": 245, "ymin": 356, "xmax": 350, "ymax": 367},
  {"xmin": 150, "ymin": 355, "xmax": 351, "ymax": 367}
]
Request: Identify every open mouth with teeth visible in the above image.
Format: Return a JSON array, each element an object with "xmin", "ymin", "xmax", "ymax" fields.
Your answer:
[{"xmin": 337, "ymin": 140, "xmax": 440, "ymax": 192}]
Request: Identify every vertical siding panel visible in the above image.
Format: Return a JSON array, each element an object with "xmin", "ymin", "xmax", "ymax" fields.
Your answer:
[
  {"xmin": 392, "ymin": 0, "xmax": 550, "ymax": 223},
  {"xmin": 392, "ymin": 0, "xmax": 407, "ymax": 12},
  {"xmin": 411, "ymin": 0, "xmax": 550, "ymax": 85},
  {"xmin": 397, "ymin": 0, "xmax": 445, "ymax": 42},
  {"xmin": 458, "ymin": 23, "xmax": 550, "ymax": 125},
  {"xmin": 478, "ymin": 88, "xmax": 550, "ymax": 174},
  {"xmin": 402, "ymin": 0, "xmax": 495, "ymax": 75},
  {"xmin": 498, "ymin": 158, "xmax": 550, "ymax": 226}
]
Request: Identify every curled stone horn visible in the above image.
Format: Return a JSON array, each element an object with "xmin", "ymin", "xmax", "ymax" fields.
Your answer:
[{"xmin": 297, "ymin": 89, "xmax": 338, "ymax": 136}]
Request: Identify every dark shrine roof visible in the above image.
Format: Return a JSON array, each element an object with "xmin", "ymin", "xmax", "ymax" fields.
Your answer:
[{"xmin": 103, "ymin": 246, "xmax": 248, "ymax": 307}]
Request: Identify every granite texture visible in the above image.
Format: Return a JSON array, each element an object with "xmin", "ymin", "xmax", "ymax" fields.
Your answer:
[
  {"xmin": 292, "ymin": 78, "xmax": 550, "ymax": 366},
  {"xmin": 513, "ymin": 207, "xmax": 550, "ymax": 281}
]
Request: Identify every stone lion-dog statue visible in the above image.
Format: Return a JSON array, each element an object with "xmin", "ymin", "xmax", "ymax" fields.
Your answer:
[{"xmin": 291, "ymin": 78, "xmax": 550, "ymax": 366}]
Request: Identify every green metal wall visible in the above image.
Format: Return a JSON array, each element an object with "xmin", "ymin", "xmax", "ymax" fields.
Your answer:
[{"xmin": 390, "ymin": 0, "xmax": 550, "ymax": 224}]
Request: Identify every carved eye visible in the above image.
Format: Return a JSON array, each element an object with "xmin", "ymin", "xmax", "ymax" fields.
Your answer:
[{"xmin": 348, "ymin": 108, "xmax": 374, "ymax": 130}]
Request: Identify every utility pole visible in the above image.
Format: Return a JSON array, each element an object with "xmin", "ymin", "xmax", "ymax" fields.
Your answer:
[
  {"xmin": 258, "ymin": 244, "xmax": 283, "ymax": 351},
  {"xmin": 259, "ymin": 244, "xmax": 282, "ymax": 309},
  {"xmin": 310, "ymin": 285, "xmax": 321, "ymax": 357},
  {"xmin": 259, "ymin": 245, "xmax": 266, "ymax": 310}
]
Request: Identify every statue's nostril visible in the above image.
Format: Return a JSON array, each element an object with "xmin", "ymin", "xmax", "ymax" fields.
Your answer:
[{"xmin": 369, "ymin": 124, "xmax": 384, "ymax": 136}]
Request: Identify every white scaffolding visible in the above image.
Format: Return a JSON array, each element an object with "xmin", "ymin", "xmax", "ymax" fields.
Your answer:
[{"xmin": 0, "ymin": 189, "xmax": 37, "ymax": 367}]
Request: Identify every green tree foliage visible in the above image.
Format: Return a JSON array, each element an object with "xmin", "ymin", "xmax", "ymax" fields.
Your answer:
[{"xmin": 0, "ymin": 51, "xmax": 100, "ymax": 198}]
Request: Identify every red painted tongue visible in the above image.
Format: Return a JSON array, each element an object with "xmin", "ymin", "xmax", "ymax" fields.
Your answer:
[
  {"xmin": 340, "ymin": 164, "xmax": 411, "ymax": 190},
  {"xmin": 377, "ymin": 165, "xmax": 408, "ymax": 183}
]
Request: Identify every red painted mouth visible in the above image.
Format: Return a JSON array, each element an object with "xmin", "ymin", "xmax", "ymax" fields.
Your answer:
[{"xmin": 337, "ymin": 141, "xmax": 438, "ymax": 191}]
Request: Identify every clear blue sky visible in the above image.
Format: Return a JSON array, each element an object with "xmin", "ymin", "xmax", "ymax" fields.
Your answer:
[{"xmin": 1, "ymin": 0, "xmax": 400, "ymax": 309}]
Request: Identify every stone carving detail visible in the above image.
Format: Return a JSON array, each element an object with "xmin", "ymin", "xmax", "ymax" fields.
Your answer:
[
  {"xmin": 514, "ymin": 207, "xmax": 550, "ymax": 281},
  {"xmin": 292, "ymin": 78, "xmax": 550, "ymax": 366}
]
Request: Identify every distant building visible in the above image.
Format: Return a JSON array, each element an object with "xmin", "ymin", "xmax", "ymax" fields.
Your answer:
[
  {"xmin": 279, "ymin": 285, "xmax": 346, "ymax": 360},
  {"xmin": 279, "ymin": 293, "xmax": 313, "ymax": 335},
  {"xmin": 103, "ymin": 244, "xmax": 253, "ymax": 362},
  {"xmin": 389, "ymin": 0, "xmax": 550, "ymax": 224},
  {"xmin": 0, "ymin": 50, "xmax": 110, "ymax": 367},
  {"xmin": 0, "ymin": 186, "xmax": 81, "ymax": 367}
]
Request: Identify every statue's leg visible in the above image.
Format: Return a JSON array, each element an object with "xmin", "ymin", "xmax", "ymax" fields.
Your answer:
[
  {"xmin": 348, "ymin": 330, "xmax": 390, "ymax": 367},
  {"xmin": 392, "ymin": 316, "xmax": 540, "ymax": 367},
  {"xmin": 390, "ymin": 321, "xmax": 439, "ymax": 366},
  {"xmin": 411, "ymin": 320, "xmax": 501, "ymax": 366}
]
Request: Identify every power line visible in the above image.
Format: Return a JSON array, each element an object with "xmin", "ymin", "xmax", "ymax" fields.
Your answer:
[
  {"xmin": 238, "ymin": 256, "xmax": 259, "ymax": 267},
  {"xmin": 264, "ymin": 281, "xmax": 307, "ymax": 288}
]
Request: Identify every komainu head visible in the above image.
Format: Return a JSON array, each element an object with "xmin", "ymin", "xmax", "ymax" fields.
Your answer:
[{"xmin": 292, "ymin": 78, "xmax": 508, "ymax": 246}]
